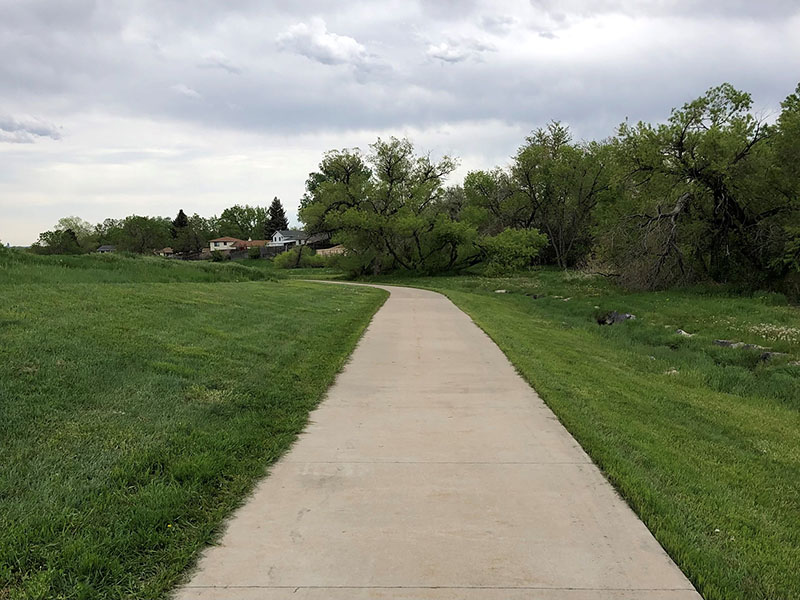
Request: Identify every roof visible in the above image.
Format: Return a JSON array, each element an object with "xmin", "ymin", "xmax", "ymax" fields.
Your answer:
[
  {"xmin": 160, "ymin": 247, "xmax": 174, "ymax": 253},
  {"xmin": 97, "ymin": 245, "xmax": 116, "ymax": 251},
  {"xmin": 210, "ymin": 236, "xmax": 244, "ymax": 243},
  {"xmin": 305, "ymin": 232, "xmax": 331, "ymax": 244},
  {"xmin": 274, "ymin": 230, "xmax": 308, "ymax": 240}
]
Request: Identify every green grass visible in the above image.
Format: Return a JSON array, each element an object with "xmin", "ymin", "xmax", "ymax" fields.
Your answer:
[
  {"xmin": 362, "ymin": 269, "xmax": 799, "ymax": 600},
  {"xmin": 0, "ymin": 250, "xmax": 281, "ymax": 284},
  {"xmin": 0, "ymin": 251, "xmax": 386, "ymax": 599}
]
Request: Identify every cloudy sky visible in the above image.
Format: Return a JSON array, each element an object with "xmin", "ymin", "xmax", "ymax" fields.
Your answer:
[{"xmin": 1, "ymin": 0, "xmax": 799, "ymax": 245}]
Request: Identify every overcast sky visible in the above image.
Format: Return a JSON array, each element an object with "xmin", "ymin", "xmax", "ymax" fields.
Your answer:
[{"xmin": 1, "ymin": 0, "xmax": 799, "ymax": 245}]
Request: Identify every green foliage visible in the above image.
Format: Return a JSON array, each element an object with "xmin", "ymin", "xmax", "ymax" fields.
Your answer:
[
  {"xmin": 30, "ymin": 228, "xmax": 85, "ymax": 255},
  {"xmin": 300, "ymin": 137, "xmax": 476, "ymax": 275},
  {"xmin": 210, "ymin": 250, "xmax": 228, "ymax": 262},
  {"xmin": 118, "ymin": 215, "xmax": 172, "ymax": 254},
  {"xmin": 217, "ymin": 204, "xmax": 268, "ymax": 240},
  {"xmin": 273, "ymin": 246, "xmax": 325, "ymax": 269},
  {"xmin": 480, "ymin": 228, "xmax": 548, "ymax": 275},
  {"xmin": 465, "ymin": 122, "xmax": 611, "ymax": 268},
  {"xmin": 265, "ymin": 197, "xmax": 289, "ymax": 237},
  {"xmin": 247, "ymin": 246, "xmax": 262, "ymax": 259},
  {"xmin": 602, "ymin": 83, "xmax": 799, "ymax": 289}
]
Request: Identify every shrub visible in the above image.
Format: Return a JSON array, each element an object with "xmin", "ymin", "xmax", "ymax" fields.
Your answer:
[
  {"xmin": 210, "ymin": 250, "xmax": 229, "ymax": 262},
  {"xmin": 480, "ymin": 228, "xmax": 548, "ymax": 275},
  {"xmin": 248, "ymin": 246, "xmax": 262, "ymax": 259},
  {"xmin": 273, "ymin": 247, "xmax": 325, "ymax": 269}
]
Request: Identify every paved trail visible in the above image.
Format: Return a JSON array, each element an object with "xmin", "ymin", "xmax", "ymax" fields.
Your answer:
[{"xmin": 177, "ymin": 285, "xmax": 701, "ymax": 599}]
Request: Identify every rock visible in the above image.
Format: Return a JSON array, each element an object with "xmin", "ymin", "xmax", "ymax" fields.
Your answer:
[
  {"xmin": 676, "ymin": 329, "xmax": 694, "ymax": 337},
  {"xmin": 597, "ymin": 311, "xmax": 636, "ymax": 326},
  {"xmin": 562, "ymin": 297, "xmax": 571, "ymax": 302},
  {"xmin": 714, "ymin": 339, "xmax": 767, "ymax": 351},
  {"xmin": 664, "ymin": 368, "xmax": 679, "ymax": 375},
  {"xmin": 789, "ymin": 361, "xmax": 800, "ymax": 367},
  {"xmin": 494, "ymin": 289, "xmax": 508, "ymax": 294},
  {"xmin": 760, "ymin": 352, "xmax": 789, "ymax": 362}
]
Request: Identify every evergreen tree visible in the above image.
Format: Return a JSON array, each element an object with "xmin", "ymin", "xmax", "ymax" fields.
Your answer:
[
  {"xmin": 265, "ymin": 197, "xmax": 289, "ymax": 237},
  {"xmin": 171, "ymin": 209, "xmax": 189, "ymax": 239}
]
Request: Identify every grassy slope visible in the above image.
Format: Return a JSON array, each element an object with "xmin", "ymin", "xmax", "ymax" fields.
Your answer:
[
  {"xmin": 0, "ymin": 250, "xmax": 279, "ymax": 284},
  {"xmin": 370, "ymin": 270, "xmax": 800, "ymax": 600},
  {"xmin": 0, "ymin": 252, "xmax": 386, "ymax": 599}
]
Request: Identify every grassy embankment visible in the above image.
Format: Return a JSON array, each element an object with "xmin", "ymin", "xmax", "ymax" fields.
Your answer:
[
  {"xmin": 367, "ymin": 269, "xmax": 799, "ymax": 600},
  {"xmin": 0, "ymin": 250, "xmax": 387, "ymax": 599}
]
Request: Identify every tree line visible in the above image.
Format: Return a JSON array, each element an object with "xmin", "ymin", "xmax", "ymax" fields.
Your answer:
[
  {"xmin": 31, "ymin": 197, "xmax": 290, "ymax": 255},
  {"xmin": 300, "ymin": 82, "xmax": 800, "ymax": 294}
]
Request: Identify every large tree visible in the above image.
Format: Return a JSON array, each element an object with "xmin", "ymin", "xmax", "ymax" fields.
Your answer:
[
  {"xmin": 605, "ymin": 83, "xmax": 797, "ymax": 288},
  {"xmin": 464, "ymin": 122, "xmax": 611, "ymax": 268},
  {"xmin": 264, "ymin": 197, "xmax": 289, "ymax": 237},
  {"xmin": 118, "ymin": 216, "xmax": 172, "ymax": 254},
  {"xmin": 300, "ymin": 137, "xmax": 477, "ymax": 274},
  {"xmin": 217, "ymin": 204, "xmax": 268, "ymax": 240}
]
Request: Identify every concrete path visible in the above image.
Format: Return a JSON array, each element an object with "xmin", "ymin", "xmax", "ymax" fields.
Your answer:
[{"xmin": 176, "ymin": 284, "xmax": 701, "ymax": 599}]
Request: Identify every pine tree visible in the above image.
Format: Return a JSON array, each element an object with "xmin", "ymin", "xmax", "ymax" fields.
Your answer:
[
  {"xmin": 265, "ymin": 197, "xmax": 289, "ymax": 237},
  {"xmin": 171, "ymin": 209, "xmax": 189, "ymax": 239}
]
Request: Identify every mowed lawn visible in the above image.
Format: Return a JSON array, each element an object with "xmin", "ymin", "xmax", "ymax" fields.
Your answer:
[
  {"xmin": 0, "ymin": 267, "xmax": 386, "ymax": 599},
  {"xmin": 374, "ymin": 271, "xmax": 800, "ymax": 600}
]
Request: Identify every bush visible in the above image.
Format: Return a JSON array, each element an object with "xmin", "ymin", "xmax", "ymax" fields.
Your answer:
[
  {"xmin": 248, "ymin": 246, "xmax": 262, "ymax": 259},
  {"xmin": 210, "ymin": 250, "xmax": 229, "ymax": 262},
  {"xmin": 273, "ymin": 247, "xmax": 325, "ymax": 269},
  {"xmin": 480, "ymin": 228, "xmax": 548, "ymax": 275}
]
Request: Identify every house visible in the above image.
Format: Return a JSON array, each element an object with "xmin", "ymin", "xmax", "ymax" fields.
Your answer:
[
  {"xmin": 157, "ymin": 247, "xmax": 174, "ymax": 257},
  {"xmin": 269, "ymin": 230, "xmax": 309, "ymax": 249},
  {"xmin": 96, "ymin": 245, "xmax": 116, "ymax": 253},
  {"xmin": 317, "ymin": 244, "xmax": 346, "ymax": 257},
  {"xmin": 209, "ymin": 237, "xmax": 243, "ymax": 252}
]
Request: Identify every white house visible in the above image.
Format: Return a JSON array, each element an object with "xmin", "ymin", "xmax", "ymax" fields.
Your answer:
[
  {"xmin": 269, "ymin": 230, "xmax": 308, "ymax": 249},
  {"xmin": 209, "ymin": 237, "xmax": 243, "ymax": 252}
]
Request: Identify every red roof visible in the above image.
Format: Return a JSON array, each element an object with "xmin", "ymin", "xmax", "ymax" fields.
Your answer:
[{"xmin": 210, "ymin": 236, "xmax": 244, "ymax": 243}]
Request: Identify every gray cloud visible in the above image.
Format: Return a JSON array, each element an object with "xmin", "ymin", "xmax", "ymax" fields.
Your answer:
[
  {"xmin": 1, "ymin": 0, "xmax": 799, "ymax": 245},
  {"xmin": 276, "ymin": 18, "xmax": 370, "ymax": 66},
  {"xmin": 0, "ymin": 114, "xmax": 61, "ymax": 143},
  {"xmin": 198, "ymin": 51, "xmax": 242, "ymax": 74}
]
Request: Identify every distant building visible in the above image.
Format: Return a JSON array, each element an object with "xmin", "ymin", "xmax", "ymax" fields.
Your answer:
[
  {"xmin": 269, "ymin": 230, "xmax": 308, "ymax": 249},
  {"xmin": 97, "ymin": 245, "xmax": 116, "ymax": 253},
  {"xmin": 157, "ymin": 247, "xmax": 174, "ymax": 257},
  {"xmin": 317, "ymin": 244, "xmax": 346, "ymax": 257},
  {"xmin": 209, "ymin": 237, "xmax": 269, "ymax": 253},
  {"xmin": 209, "ymin": 237, "xmax": 243, "ymax": 252}
]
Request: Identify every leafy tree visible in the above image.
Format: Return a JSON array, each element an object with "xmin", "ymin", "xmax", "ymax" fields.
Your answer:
[
  {"xmin": 94, "ymin": 219, "xmax": 123, "ymax": 247},
  {"xmin": 55, "ymin": 216, "xmax": 96, "ymax": 251},
  {"xmin": 300, "ymin": 137, "xmax": 476, "ymax": 274},
  {"xmin": 30, "ymin": 229, "xmax": 84, "ymax": 254},
  {"xmin": 118, "ymin": 216, "xmax": 172, "ymax": 254},
  {"xmin": 465, "ymin": 122, "xmax": 611, "ymax": 268},
  {"xmin": 217, "ymin": 205, "xmax": 268, "ymax": 240},
  {"xmin": 265, "ymin": 197, "xmax": 289, "ymax": 237},
  {"xmin": 605, "ymin": 83, "xmax": 796, "ymax": 288},
  {"xmin": 174, "ymin": 214, "xmax": 215, "ymax": 254}
]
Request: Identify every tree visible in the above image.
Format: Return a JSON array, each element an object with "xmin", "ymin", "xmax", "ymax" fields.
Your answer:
[
  {"xmin": 217, "ymin": 205, "xmax": 268, "ymax": 240},
  {"xmin": 118, "ymin": 216, "xmax": 172, "ymax": 254},
  {"xmin": 465, "ymin": 122, "xmax": 611, "ymax": 268},
  {"xmin": 174, "ymin": 213, "xmax": 215, "ymax": 254},
  {"xmin": 55, "ymin": 216, "xmax": 95, "ymax": 251},
  {"xmin": 300, "ymin": 137, "xmax": 477, "ymax": 274},
  {"xmin": 265, "ymin": 197, "xmax": 289, "ymax": 237},
  {"xmin": 605, "ymin": 83, "xmax": 795, "ymax": 288},
  {"xmin": 171, "ymin": 209, "xmax": 189, "ymax": 240},
  {"xmin": 30, "ymin": 229, "xmax": 84, "ymax": 254}
]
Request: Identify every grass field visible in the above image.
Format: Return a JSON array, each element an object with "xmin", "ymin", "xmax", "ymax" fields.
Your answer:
[
  {"xmin": 0, "ymin": 250, "xmax": 386, "ymax": 599},
  {"xmin": 0, "ymin": 250, "xmax": 279, "ymax": 284},
  {"xmin": 366, "ymin": 270, "xmax": 799, "ymax": 600}
]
